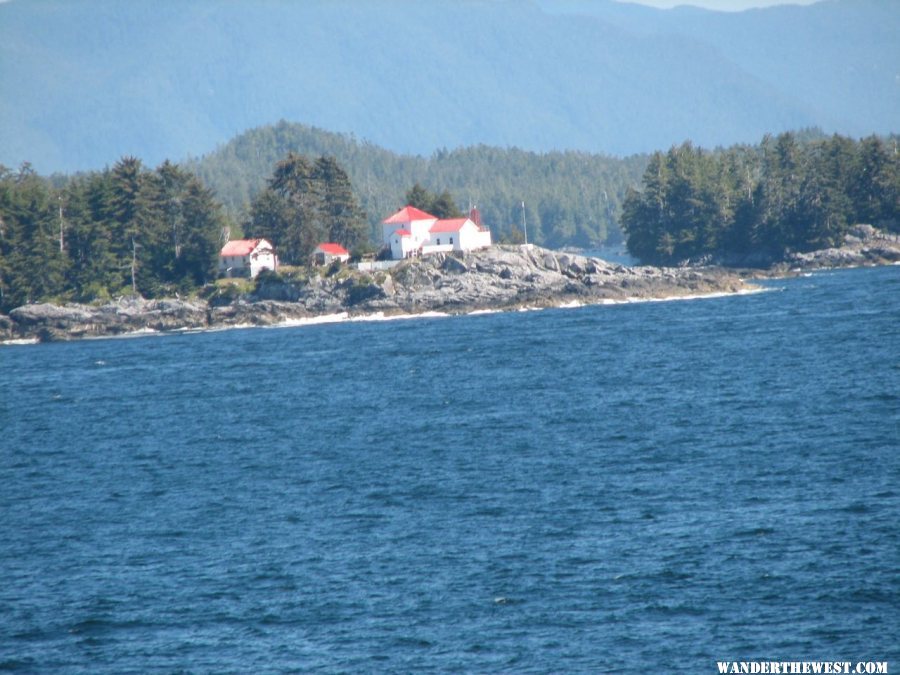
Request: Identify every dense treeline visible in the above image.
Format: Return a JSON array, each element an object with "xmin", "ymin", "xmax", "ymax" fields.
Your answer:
[
  {"xmin": 247, "ymin": 153, "xmax": 368, "ymax": 264},
  {"xmin": 622, "ymin": 133, "xmax": 900, "ymax": 265},
  {"xmin": 186, "ymin": 121, "xmax": 648, "ymax": 248},
  {"xmin": 0, "ymin": 159, "xmax": 226, "ymax": 312}
]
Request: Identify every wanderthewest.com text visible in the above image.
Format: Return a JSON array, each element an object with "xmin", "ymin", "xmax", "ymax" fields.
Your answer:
[{"xmin": 717, "ymin": 662, "xmax": 888, "ymax": 674}]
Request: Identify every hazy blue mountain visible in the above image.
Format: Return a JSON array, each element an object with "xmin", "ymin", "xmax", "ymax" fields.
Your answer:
[
  {"xmin": 0, "ymin": 0, "xmax": 896, "ymax": 173},
  {"xmin": 537, "ymin": 0, "xmax": 900, "ymax": 138}
]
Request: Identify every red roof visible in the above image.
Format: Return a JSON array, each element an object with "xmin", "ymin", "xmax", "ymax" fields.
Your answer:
[
  {"xmin": 394, "ymin": 229, "xmax": 411, "ymax": 237},
  {"xmin": 220, "ymin": 239, "xmax": 262, "ymax": 256},
  {"xmin": 430, "ymin": 218, "xmax": 470, "ymax": 233},
  {"xmin": 315, "ymin": 242, "xmax": 349, "ymax": 255},
  {"xmin": 383, "ymin": 205, "xmax": 437, "ymax": 224}
]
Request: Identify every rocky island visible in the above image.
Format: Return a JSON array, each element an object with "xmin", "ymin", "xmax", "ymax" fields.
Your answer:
[
  {"xmin": 1, "ymin": 245, "xmax": 747, "ymax": 343},
  {"xmin": 3, "ymin": 226, "xmax": 898, "ymax": 344}
]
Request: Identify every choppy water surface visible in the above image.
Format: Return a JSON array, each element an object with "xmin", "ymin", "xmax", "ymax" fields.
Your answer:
[{"xmin": 2, "ymin": 266, "xmax": 898, "ymax": 672}]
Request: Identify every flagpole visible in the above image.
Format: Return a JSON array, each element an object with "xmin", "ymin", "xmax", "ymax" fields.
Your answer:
[{"xmin": 521, "ymin": 201, "xmax": 528, "ymax": 246}]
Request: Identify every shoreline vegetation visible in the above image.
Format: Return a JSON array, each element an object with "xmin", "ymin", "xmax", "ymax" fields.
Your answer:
[{"xmin": 3, "ymin": 230, "xmax": 898, "ymax": 344}]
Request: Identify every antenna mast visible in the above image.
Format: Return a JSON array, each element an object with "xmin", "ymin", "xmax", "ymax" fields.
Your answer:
[{"xmin": 521, "ymin": 201, "xmax": 528, "ymax": 246}]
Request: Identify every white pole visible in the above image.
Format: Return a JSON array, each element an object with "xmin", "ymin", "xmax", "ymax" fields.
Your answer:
[
  {"xmin": 521, "ymin": 201, "xmax": 528, "ymax": 246},
  {"xmin": 58, "ymin": 196, "xmax": 64, "ymax": 252}
]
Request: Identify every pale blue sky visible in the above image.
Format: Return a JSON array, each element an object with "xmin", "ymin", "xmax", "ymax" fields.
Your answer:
[
  {"xmin": 621, "ymin": 0, "xmax": 821, "ymax": 10},
  {"xmin": 0, "ymin": 0, "xmax": 826, "ymax": 12},
  {"xmin": 0, "ymin": 0, "xmax": 825, "ymax": 6},
  {"xmin": 0, "ymin": 0, "xmax": 822, "ymax": 7}
]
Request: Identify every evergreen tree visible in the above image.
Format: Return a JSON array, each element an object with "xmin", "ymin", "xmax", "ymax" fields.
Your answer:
[
  {"xmin": 797, "ymin": 136, "xmax": 853, "ymax": 249},
  {"xmin": 403, "ymin": 183, "xmax": 463, "ymax": 219},
  {"xmin": 108, "ymin": 156, "xmax": 146, "ymax": 293},
  {"xmin": 852, "ymin": 136, "xmax": 900, "ymax": 231},
  {"xmin": 405, "ymin": 183, "xmax": 433, "ymax": 212},
  {"xmin": 157, "ymin": 161, "xmax": 189, "ymax": 266},
  {"xmin": 758, "ymin": 132, "xmax": 805, "ymax": 251},
  {"xmin": 0, "ymin": 165, "xmax": 18, "ymax": 308},
  {"xmin": 621, "ymin": 152, "xmax": 670, "ymax": 264},
  {"xmin": 0, "ymin": 165, "xmax": 68, "ymax": 307},
  {"xmin": 429, "ymin": 190, "xmax": 464, "ymax": 219},
  {"xmin": 177, "ymin": 179, "xmax": 226, "ymax": 286},
  {"xmin": 312, "ymin": 156, "xmax": 368, "ymax": 249},
  {"xmin": 62, "ymin": 174, "xmax": 120, "ymax": 300},
  {"xmin": 248, "ymin": 152, "xmax": 323, "ymax": 264},
  {"xmin": 249, "ymin": 153, "xmax": 369, "ymax": 263}
]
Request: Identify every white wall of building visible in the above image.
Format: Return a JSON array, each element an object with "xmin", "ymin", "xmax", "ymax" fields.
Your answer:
[
  {"xmin": 421, "ymin": 243, "xmax": 454, "ymax": 255},
  {"xmin": 409, "ymin": 218, "xmax": 435, "ymax": 245},
  {"xmin": 427, "ymin": 220, "xmax": 492, "ymax": 252},
  {"xmin": 390, "ymin": 233, "xmax": 419, "ymax": 259},
  {"xmin": 249, "ymin": 246, "xmax": 276, "ymax": 277},
  {"xmin": 458, "ymin": 224, "xmax": 492, "ymax": 251},
  {"xmin": 383, "ymin": 217, "xmax": 437, "ymax": 250}
]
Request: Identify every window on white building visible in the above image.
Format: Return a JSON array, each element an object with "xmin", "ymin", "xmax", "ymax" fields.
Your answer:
[
  {"xmin": 450, "ymin": 237, "xmax": 454, "ymax": 245},
  {"xmin": 436, "ymin": 238, "xmax": 441, "ymax": 245}
]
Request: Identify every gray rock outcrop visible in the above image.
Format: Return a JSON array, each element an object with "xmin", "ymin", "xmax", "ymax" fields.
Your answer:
[
  {"xmin": 785, "ymin": 228, "xmax": 900, "ymax": 269},
  {"xmin": 0, "ymin": 245, "xmax": 750, "ymax": 342},
  {"xmin": 7, "ymin": 297, "xmax": 207, "ymax": 342}
]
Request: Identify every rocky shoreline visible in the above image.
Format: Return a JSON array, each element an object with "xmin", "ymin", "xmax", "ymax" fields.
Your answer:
[
  {"xmin": 2, "ymin": 230, "xmax": 898, "ymax": 344},
  {"xmin": 758, "ymin": 225, "xmax": 900, "ymax": 276},
  {"xmin": 1, "ymin": 245, "xmax": 748, "ymax": 343}
]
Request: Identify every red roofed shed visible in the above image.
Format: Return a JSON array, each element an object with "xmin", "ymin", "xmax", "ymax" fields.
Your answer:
[{"xmin": 313, "ymin": 242, "xmax": 351, "ymax": 265}]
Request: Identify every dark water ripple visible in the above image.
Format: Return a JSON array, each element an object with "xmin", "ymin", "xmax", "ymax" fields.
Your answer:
[{"xmin": 1, "ymin": 266, "xmax": 898, "ymax": 672}]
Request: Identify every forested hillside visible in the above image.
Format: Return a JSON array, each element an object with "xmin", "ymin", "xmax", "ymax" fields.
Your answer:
[
  {"xmin": 187, "ymin": 121, "xmax": 648, "ymax": 248},
  {"xmin": 622, "ymin": 133, "xmax": 900, "ymax": 265},
  {"xmin": 2, "ymin": 0, "xmax": 897, "ymax": 173}
]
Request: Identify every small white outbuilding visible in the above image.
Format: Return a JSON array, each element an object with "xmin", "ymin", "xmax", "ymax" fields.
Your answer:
[{"xmin": 313, "ymin": 242, "xmax": 351, "ymax": 265}]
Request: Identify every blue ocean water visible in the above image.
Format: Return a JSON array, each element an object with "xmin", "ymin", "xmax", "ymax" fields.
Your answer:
[{"xmin": 1, "ymin": 266, "xmax": 898, "ymax": 673}]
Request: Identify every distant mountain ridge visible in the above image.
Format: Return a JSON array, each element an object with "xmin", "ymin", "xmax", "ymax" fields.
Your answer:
[{"xmin": 0, "ymin": 0, "xmax": 897, "ymax": 173}]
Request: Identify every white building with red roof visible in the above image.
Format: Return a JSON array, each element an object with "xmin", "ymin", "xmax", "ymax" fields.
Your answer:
[
  {"xmin": 382, "ymin": 205, "xmax": 492, "ymax": 260},
  {"xmin": 313, "ymin": 242, "xmax": 350, "ymax": 265},
  {"xmin": 382, "ymin": 205, "xmax": 437, "ymax": 254},
  {"xmin": 218, "ymin": 238, "xmax": 277, "ymax": 278}
]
